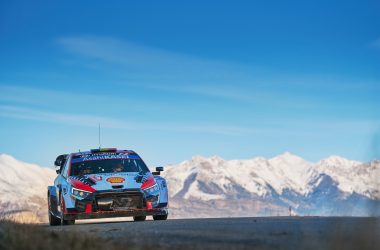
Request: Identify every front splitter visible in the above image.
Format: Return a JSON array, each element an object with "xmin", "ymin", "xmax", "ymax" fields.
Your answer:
[{"xmin": 64, "ymin": 208, "xmax": 168, "ymax": 220}]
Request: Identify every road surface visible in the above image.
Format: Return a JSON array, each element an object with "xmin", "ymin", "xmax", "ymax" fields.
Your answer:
[{"xmin": 46, "ymin": 217, "xmax": 380, "ymax": 250}]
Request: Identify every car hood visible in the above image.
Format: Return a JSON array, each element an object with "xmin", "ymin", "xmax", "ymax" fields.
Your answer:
[{"xmin": 83, "ymin": 172, "xmax": 143, "ymax": 191}]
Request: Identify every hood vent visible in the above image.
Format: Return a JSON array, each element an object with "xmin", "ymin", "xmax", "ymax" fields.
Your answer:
[{"xmin": 112, "ymin": 185, "xmax": 123, "ymax": 189}]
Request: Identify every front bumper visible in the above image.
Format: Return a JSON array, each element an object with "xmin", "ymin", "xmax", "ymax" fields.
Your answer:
[
  {"xmin": 64, "ymin": 188, "xmax": 168, "ymax": 220},
  {"xmin": 64, "ymin": 207, "xmax": 168, "ymax": 220}
]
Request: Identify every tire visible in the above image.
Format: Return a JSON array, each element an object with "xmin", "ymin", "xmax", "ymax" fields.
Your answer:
[
  {"xmin": 133, "ymin": 216, "xmax": 146, "ymax": 221},
  {"xmin": 153, "ymin": 214, "xmax": 168, "ymax": 221},
  {"xmin": 48, "ymin": 193, "xmax": 61, "ymax": 226},
  {"xmin": 60, "ymin": 194, "xmax": 75, "ymax": 225}
]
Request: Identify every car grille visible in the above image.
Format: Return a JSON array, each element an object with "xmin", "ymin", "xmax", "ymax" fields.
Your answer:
[{"xmin": 95, "ymin": 189, "xmax": 143, "ymax": 211}]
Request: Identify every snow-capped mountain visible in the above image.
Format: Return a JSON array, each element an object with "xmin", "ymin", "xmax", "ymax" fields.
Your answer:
[
  {"xmin": 162, "ymin": 152, "xmax": 380, "ymax": 217},
  {"xmin": 0, "ymin": 154, "xmax": 55, "ymax": 223},
  {"xmin": 0, "ymin": 154, "xmax": 55, "ymax": 202},
  {"xmin": 0, "ymin": 152, "xmax": 379, "ymax": 222},
  {"xmin": 315, "ymin": 156, "xmax": 380, "ymax": 199}
]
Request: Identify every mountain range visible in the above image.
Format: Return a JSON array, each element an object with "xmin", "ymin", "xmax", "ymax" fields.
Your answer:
[
  {"xmin": 162, "ymin": 152, "xmax": 380, "ymax": 218},
  {"xmin": 0, "ymin": 153, "xmax": 379, "ymax": 222}
]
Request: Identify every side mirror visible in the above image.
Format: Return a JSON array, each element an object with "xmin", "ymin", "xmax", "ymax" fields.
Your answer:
[
  {"xmin": 152, "ymin": 166, "xmax": 164, "ymax": 176},
  {"xmin": 54, "ymin": 154, "xmax": 68, "ymax": 167},
  {"xmin": 56, "ymin": 169, "xmax": 61, "ymax": 174},
  {"xmin": 54, "ymin": 160, "xmax": 61, "ymax": 167}
]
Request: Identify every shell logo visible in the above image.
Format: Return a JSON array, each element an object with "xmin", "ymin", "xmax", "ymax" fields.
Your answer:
[{"xmin": 106, "ymin": 177, "xmax": 125, "ymax": 183}]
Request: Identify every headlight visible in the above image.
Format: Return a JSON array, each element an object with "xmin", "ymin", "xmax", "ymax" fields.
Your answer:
[
  {"xmin": 71, "ymin": 187, "xmax": 92, "ymax": 200},
  {"xmin": 144, "ymin": 184, "xmax": 159, "ymax": 194}
]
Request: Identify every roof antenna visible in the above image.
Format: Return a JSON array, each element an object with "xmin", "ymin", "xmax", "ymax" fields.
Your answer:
[{"xmin": 98, "ymin": 123, "xmax": 101, "ymax": 149}]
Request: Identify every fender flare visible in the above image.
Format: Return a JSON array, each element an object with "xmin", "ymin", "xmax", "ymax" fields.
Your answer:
[{"xmin": 153, "ymin": 176, "xmax": 169, "ymax": 207}]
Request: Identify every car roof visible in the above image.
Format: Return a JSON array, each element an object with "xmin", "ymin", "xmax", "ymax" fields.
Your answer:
[{"xmin": 71, "ymin": 148, "xmax": 136, "ymax": 157}]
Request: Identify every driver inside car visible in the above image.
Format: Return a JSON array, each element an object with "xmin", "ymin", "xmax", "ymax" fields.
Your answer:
[{"xmin": 112, "ymin": 162, "xmax": 124, "ymax": 172}]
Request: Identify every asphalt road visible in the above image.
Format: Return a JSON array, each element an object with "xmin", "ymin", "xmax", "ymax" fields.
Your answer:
[{"xmin": 46, "ymin": 217, "xmax": 380, "ymax": 250}]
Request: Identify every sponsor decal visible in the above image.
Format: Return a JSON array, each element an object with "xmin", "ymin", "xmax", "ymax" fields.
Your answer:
[
  {"xmin": 106, "ymin": 177, "xmax": 125, "ymax": 183},
  {"xmin": 71, "ymin": 153, "xmax": 140, "ymax": 163},
  {"xmin": 89, "ymin": 175, "xmax": 102, "ymax": 183},
  {"xmin": 100, "ymin": 173, "xmax": 130, "ymax": 176}
]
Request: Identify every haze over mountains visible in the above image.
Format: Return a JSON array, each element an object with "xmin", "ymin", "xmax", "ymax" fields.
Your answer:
[{"xmin": 0, "ymin": 153, "xmax": 379, "ymax": 223}]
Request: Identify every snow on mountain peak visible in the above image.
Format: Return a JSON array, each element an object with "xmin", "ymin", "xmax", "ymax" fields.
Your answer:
[
  {"xmin": 189, "ymin": 155, "xmax": 225, "ymax": 165},
  {"xmin": 165, "ymin": 152, "xmax": 315, "ymax": 200},
  {"xmin": 318, "ymin": 155, "xmax": 361, "ymax": 168},
  {"xmin": 266, "ymin": 152, "xmax": 316, "ymax": 195},
  {"xmin": 0, "ymin": 153, "xmax": 18, "ymax": 163},
  {"xmin": 163, "ymin": 152, "xmax": 380, "ymax": 202},
  {"xmin": 269, "ymin": 152, "xmax": 310, "ymax": 166},
  {"xmin": 315, "ymin": 156, "xmax": 378, "ymax": 198},
  {"xmin": 251, "ymin": 156, "xmax": 267, "ymax": 162},
  {"xmin": 0, "ymin": 154, "xmax": 56, "ymax": 204}
]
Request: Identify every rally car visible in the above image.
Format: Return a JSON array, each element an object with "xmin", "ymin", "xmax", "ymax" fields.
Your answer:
[{"xmin": 47, "ymin": 148, "xmax": 168, "ymax": 225}]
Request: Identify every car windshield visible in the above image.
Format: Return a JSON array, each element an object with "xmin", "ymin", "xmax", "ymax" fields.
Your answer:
[{"xmin": 70, "ymin": 154, "xmax": 150, "ymax": 176}]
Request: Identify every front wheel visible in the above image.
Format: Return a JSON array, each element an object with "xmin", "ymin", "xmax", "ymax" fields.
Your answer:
[
  {"xmin": 48, "ymin": 194, "xmax": 60, "ymax": 226},
  {"xmin": 49, "ymin": 212, "xmax": 61, "ymax": 226},
  {"xmin": 153, "ymin": 214, "xmax": 168, "ymax": 220}
]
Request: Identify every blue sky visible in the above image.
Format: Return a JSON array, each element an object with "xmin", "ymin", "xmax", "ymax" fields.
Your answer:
[{"xmin": 0, "ymin": 0, "xmax": 379, "ymax": 167}]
